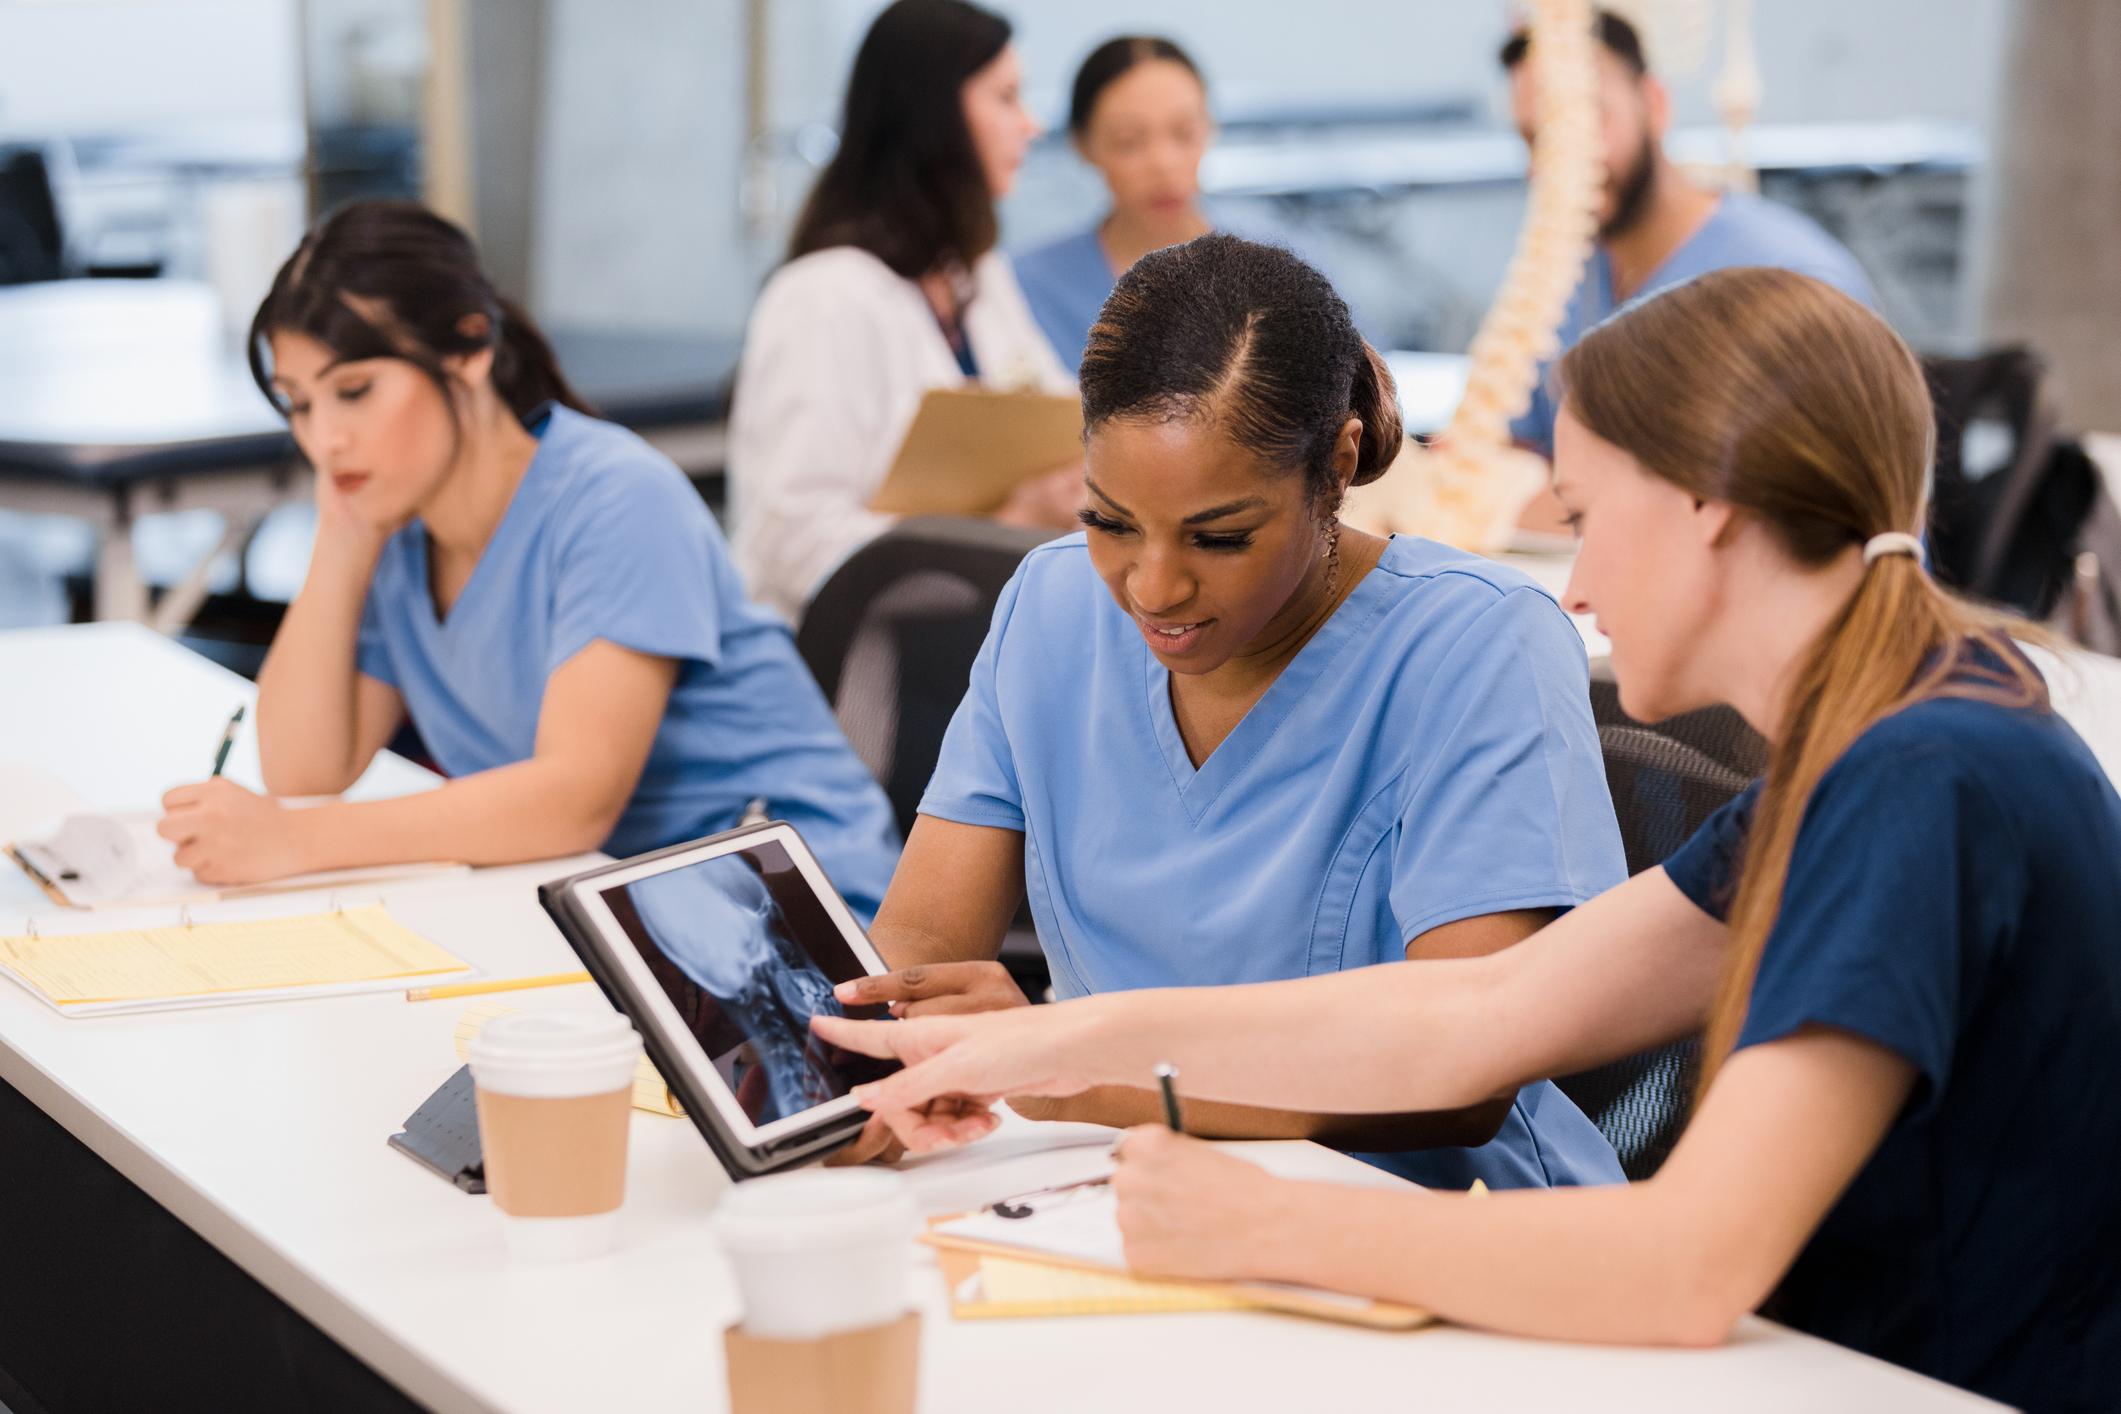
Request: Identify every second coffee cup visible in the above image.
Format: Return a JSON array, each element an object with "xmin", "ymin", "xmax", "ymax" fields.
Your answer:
[{"xmin": 468, "ymin": 1010, "xmax": 642, "ymax": 1261}]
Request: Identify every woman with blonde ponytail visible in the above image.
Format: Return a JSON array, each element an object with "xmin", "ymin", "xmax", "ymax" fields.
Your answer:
[{"xmin": 812, "ymin": 267, "xmax": 2121, "ymax": 1409}]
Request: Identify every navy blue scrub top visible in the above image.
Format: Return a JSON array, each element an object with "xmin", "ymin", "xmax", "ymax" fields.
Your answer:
[{"xmin": 1663, "ymin": 667, "xmax": 2121, "ymax": 1410}]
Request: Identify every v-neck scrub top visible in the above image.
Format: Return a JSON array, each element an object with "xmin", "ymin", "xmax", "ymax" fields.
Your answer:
[
  {"xmin": 920, "ymin": 534, "xmax": 1629, "ymax": 1189},
  {"xmin": 353, "ymin": 406, "xmax": 900, "ymax": 918}
]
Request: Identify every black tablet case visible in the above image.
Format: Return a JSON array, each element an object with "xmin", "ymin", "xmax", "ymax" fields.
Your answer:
[
  {"xmin": 388, "ymin": 1063, "xmax": 486, "ymax": 1193},
  {"xmin": 535, "ymin": 821, "xmax": 874, "ymax": 1181}
]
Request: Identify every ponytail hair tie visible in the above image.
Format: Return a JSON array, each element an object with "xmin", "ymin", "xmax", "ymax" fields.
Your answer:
[{"xmin": 1861, "ymin": 531, "xmax": 1924, "ymax": 567}]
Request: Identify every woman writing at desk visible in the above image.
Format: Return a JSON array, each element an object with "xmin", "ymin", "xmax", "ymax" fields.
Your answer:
[
  {"xmin": 727, "ymin": 0, "xmax": 1078, "ymax": 623},
  {"xmin": 833, "ymin": 234, "xmax": 1629, "ymax": 1192},
  {"xmin": 155, "ymin": 200, "xmax": 899, "ymax": 915},
  {"xmin": 820, "ymin": 270, "xmax": 2121, "ymax": 1410}
]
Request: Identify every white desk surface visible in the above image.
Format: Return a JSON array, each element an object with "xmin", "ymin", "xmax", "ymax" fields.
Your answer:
[{"xmin": 0, "ymin": 623, "xmax": 2002, "ymax": 1413}]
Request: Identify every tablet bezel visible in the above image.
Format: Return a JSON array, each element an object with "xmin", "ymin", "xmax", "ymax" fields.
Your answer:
[{"xmin": 561, "ymin": 821, "xmax": 892, "ymax": 1155}]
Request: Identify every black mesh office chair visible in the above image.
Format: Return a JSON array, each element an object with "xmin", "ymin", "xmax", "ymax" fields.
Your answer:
[
  {"xmin": 797, "ymin": 517, "xmax": 1055, "ymax": 835},
  {"xmin": 1586, "ymin": 666, "xmax": 1769, "ymax": 784},
  {"xmin": 1555, "ymin": 661, "xmax": 1767, "ymax": 1179},
  {"xmin": 796, "ymin": 517, "xmax": 1059, "ymax": 995}
]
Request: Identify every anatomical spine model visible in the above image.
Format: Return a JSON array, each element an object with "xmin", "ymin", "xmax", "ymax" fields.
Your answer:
[
  {"xmin": 1349, "ymin": 0, "xmax": 1605, "ymax": 550},
  {"xmin": 1352, "ymin": 0, "xmax": 1747, "ymax": 553}
]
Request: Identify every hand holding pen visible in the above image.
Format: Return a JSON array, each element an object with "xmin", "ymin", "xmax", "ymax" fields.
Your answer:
[{"xmin": 210, "ymin": 705, "xmax": 245, "ymax": 778}]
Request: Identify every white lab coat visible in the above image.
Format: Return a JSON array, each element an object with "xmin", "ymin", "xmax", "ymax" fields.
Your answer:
[{"xmin": 727, "ymin": 245, "xmax": 1073, "ymax": 622}]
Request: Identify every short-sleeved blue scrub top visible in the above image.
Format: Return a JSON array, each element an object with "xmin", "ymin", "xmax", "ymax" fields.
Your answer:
[
  {"xmin": 920, "ymin": 533, "xmax": 1630, "ymax": 1189},
  {"xmin": 1661, "ymin": 662, "xmax": 2121, "ymax": 1410},
  {"xmin": 1512, "ymin": 191, "xmax": 1878, "ymax": 455},
  {"xmin": 354, "ymin": 405, "xmax": 900, "ymax": 919},
  {"xmin": 1015, "ymin": 218, "xmax": 1375, "ymax": 373}
]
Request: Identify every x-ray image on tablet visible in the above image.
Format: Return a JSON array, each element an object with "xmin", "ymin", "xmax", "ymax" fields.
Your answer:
[
  {"xmin": 599, "ymin": 838, "xmax": 898, "ymax": 1130},
  {"xmin": 540, "ymin": 822, "xmax": 902, "ymax": 1176}
]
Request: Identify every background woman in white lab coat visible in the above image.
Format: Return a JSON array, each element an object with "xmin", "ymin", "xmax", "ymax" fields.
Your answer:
[{"xmin": 728, "ymin": 0, "xmax": 1078, "ymax": 622}]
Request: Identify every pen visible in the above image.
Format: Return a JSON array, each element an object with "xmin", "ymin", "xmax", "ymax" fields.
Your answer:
[
  {"xmin": 405, "ymin": 970, "xmax": 593, "ymax": 1002},
  {"xmin": 209, "ymin": 705, "xmax": 246, "ymax": 778},
  {"xmin": 1154, "ymin": 1061, "xmax": 1184, "ymax": 1133}
]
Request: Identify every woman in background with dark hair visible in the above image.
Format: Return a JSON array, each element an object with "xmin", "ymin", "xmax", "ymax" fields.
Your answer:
[
  {"xmin": 727, "ymin": 0, "xmax": 1077, "ymax": 623},
  {"xmin": 830, "ymin": 235, "xmax": 1628, "ymax": 1194},
  {"xmin": 1015, "ymin": 36, "xmax": 1217, "ymax": 369},
  {"xmin": 155, "ymin": 200, "xmax": 899, "ymax": 917}
]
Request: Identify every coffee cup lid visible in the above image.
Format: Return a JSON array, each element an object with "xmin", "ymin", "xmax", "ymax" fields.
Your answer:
[
  {"xmin": 468, "ymin": 1010, "xmax": 640, "ymax": 1072},
  {"xmin": 712, "ymin": 1170, "xmax": 916, "ymax": 1254}
]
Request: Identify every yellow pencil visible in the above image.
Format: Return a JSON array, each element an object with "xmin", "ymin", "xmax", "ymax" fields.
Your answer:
[{"xmin": 406, "ymin": 970, "xmax": 593, "ymax": 1002}]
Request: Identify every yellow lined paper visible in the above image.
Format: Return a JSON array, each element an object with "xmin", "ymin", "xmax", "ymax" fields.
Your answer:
[
  {"xmin": 953, "ymin": 1250, "xmax": 1257, "ymax": 1318},
  {"xmin": 452, "ymin": 999, "xmax": 683, "ymax": 1118},
  {"xmin": 0, "ymin": 906, "xmax": 467, "ymax": 1006}
]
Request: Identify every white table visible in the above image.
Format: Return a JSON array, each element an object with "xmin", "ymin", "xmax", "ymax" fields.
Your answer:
[{"xmin": 0, "ymin": 624, "xmax": 2003, "ymax": 1412}]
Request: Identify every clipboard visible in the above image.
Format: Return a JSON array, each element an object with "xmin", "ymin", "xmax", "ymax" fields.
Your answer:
[
  {"xmin": 868, "ymin": 387, "xmax": 1082, "ymax": 517},
  {"xmin": 920, "ymin": 1214, "xmax": 1434, "ymax": 1330}
]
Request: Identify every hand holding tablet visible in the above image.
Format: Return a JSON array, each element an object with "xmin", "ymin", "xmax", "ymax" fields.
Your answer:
[{"xmin": 539, "ymin": 822, "xmax": 905, "ymax": 1178}]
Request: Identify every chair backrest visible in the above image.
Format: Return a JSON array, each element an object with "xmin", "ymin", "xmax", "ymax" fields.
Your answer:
[
  {"xmin": 796, "ymin": 517, "xmax": 1056, "ymax": 840},
  {"xmin": 1924, "ymin": 347, "xmax": 2109, "ymax": 630},
  {"xmin": 0, "ymin": 147, "xmax": 63, "ymax": 285},
  {"xmin": 1555, "ymin": 663, "xmax": 1765, "ymax": 1179}
]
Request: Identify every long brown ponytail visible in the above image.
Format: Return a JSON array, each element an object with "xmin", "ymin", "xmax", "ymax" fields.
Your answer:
[{"xmin": 1559, "ymin": 267, "xmax": 2047, "ymax": 1097}]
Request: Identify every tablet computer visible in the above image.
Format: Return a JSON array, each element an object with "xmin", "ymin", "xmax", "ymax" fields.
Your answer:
[{"xmin": 538, "ymin": 821, "xmax": 900, "ymax": 1179}]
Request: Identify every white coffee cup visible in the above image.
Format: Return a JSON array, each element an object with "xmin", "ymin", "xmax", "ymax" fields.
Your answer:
[
  {"xmin": 712, "ymin": 1169, "xmax": 918, "ymax": 1340},
  {"xmin": 468, "ymin": 1011, "xmax": 642, "ymax": 1262}
]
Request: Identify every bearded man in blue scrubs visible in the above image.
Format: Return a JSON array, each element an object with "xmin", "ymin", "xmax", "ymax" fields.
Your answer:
[{"xmin": 1504, "ymin": 11, "xmax": 1879, "ymax": 459}]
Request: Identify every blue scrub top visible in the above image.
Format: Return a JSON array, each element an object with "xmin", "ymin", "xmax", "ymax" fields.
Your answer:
[
  {"xmin": 1662, "ymin": 663, "xmax": 2121, "ymax": 1410},
  {"xmin": 1015, "ymin": 215, "xmax": 1365, "ymax": 372},
  {"xmin": 1514, "ymin": 191, "xmax": 1879, "ymax": 455},
  {"xmin": 1014, "ymin": 225, "xmax": 1114, "ymax": 373},
  {"xmin": 921, "ymin": 533, "xmax": 1630, "ymax": 1190},
  {"xmin": 354, "ymin": 406, "xmax": 900, "ymax": 918}
]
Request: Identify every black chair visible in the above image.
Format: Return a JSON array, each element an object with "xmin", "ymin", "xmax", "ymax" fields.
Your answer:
[
  {"xmin": 0, "ymin": 147, "xmax": 63, "ymax": 285},
  {"xmin": 1555, "ymin": 662, "xmax": 1766, "ymax": 1179},
  {"xmin": 1586, "ymin": 663, "xmax": 1768, "ymax": 786},
  {"xmin": 796, "ymin": 516, "xmax": 1059, "ymax": 996}
]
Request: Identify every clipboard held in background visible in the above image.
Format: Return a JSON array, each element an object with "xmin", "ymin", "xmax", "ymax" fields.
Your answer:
[{"xmin": 868, "ymin": 387, "xmax": 1082, "ymax": 517}]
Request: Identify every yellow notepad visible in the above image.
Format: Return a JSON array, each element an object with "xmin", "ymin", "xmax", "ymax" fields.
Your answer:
[
  {"xmin": 0, "ymin": 906, "xmax": 469, "ymax": 1015},
  {"xmin": 940, "ymin": 1247, "xmax": 1256, "ymax": 1319},
  {"xmin": 452, "ymin": 999, "xmax": 685, "ymax": 1118}
]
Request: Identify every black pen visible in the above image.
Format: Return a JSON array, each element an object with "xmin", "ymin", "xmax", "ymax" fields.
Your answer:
[
  {"xmin": 210, "ymin": 705, "xmax": 246, "ymax": 778},
  {"xmin": 1154, "ymin": 1062, "xmax": 1184, "ymax": 1134}
]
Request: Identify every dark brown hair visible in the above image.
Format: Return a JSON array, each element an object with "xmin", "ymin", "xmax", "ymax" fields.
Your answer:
[
  {"xmin": 1559, "ymin": 266, "xmax": 2044, "ymax": 1096},
  {"xmin": 1080, "ymin": 234, "xmax": 1400, "ymax": 508},
  {"xmin": 1500, "ymin": 9, "xmax": 1648, "ymax": 76},
  {"xmin": 786, "ymin": 0, "xmax": 1011, "ymax": 278},
  {"xmin": 1068, "ymin": 35, "xmax": 1204, "ymax": 138},
  {"xmin": 248, "ymin": 199, "xmax": 591, "ymax": 427}
]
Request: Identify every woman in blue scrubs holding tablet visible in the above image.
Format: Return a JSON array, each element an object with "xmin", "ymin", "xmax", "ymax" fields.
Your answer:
[
  {"xmin": 155, "ymin": 201, "xmax": 898, "ymax": 916},
  {"xmin": 822, "ymin": 269, "xmax": 2121, "ymax": 1409},
  {"xmin": 840, "ymin": 235, "xmax": 1628, "ymax": 1190}
]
